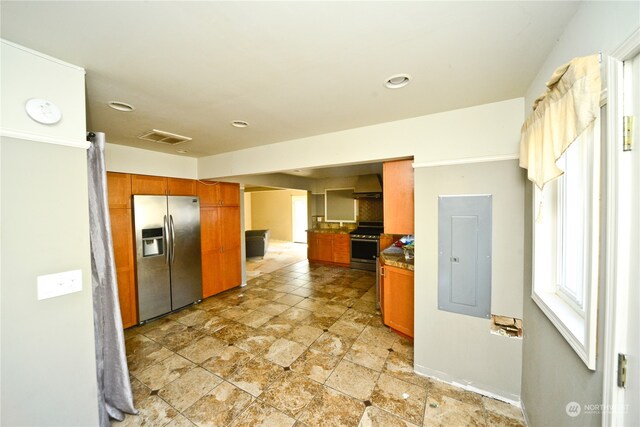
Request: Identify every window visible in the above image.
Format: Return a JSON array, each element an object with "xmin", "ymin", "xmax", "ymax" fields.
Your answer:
[{"xmin": 531, "ymin": 117, "xmax": 600, "ymax": 370}]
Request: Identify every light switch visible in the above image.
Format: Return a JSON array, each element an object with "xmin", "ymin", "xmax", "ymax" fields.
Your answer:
[{"xmin": 37, "ymin": 269, "xmax": 82, "ymax": 300}]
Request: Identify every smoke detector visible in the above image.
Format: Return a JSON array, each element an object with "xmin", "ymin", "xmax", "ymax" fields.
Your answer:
[{"xmin": 138, "ymin": 129, "xmax": 192, "ymax": 145}]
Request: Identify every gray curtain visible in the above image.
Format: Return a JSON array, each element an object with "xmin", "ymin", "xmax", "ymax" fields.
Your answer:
[{"xmin": 87, "ymin": 132, "xmax": 137, "ymax": 425}]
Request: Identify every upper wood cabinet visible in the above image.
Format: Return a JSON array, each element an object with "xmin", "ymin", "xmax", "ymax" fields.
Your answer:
[
  {"xmin": 131, "ymin": 174, "xmax": 167, "ymax": 195},
  {"xmin": 106, "ymin": 172, "xmax": 132, "ymax": 209},
  {"xmin": 383, "ymin": 160, "xmax": 414, "ymax": 235},
  {"xmin": 167, "ymin": 177, "xmax": 197, "ymax": 196},
  {"xmin": 197, "ymin": 181, "xmax": 240, "ymax": 206}
]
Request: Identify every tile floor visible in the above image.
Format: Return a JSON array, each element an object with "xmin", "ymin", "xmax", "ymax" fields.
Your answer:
[
  {"xmin": 116, "ymin": 261, "xmax": 526, "ymax": 427},
  {"xmin": 245, "ymin": 240, "xmax": 308, "ymax": 279}
]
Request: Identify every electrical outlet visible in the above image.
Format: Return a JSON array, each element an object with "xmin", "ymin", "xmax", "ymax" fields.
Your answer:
[{"xmin": 37, "ymin": 269, "xmax": 82, "ymax": 300}]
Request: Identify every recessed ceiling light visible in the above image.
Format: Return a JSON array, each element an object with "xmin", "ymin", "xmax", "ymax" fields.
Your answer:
[
  {"xmin": 231, "ymin": 120, "xmax": 249, "ymax": 128},
  {"xmin": 384, "ymin": 74, "xmax": 411, "ymax": 89},
  {"xmin": 176, "ymin": 149, "xmax": 188, "ymax": 154},
  {"xmin": 108, "ymin": 101, "xmax": 135, "ymax": 112}
]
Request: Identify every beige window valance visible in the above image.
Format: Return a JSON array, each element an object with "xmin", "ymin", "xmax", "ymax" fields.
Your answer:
[{"xmin": 519, "ymin": 54, "xmax": 601, "ymax": 189}]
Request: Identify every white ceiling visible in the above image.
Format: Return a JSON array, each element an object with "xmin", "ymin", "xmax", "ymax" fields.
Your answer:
[{"xmin": 1, "ymin": 2, "xmax": 579, "ymax": 158}]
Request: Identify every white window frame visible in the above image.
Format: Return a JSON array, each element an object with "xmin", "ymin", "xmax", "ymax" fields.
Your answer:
[{"xmin": 531, "ymin": 117, "xmax": 600, "ymax": 370}]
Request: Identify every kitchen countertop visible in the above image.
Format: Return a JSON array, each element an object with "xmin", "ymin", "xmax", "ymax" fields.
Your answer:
[
  {"xmin": 380, "ymin": 245, "xmax": 414, "ymax": 271},
  {"xmin": 306, "ymin": 228, "xmax": 352, "ymax": 235}
]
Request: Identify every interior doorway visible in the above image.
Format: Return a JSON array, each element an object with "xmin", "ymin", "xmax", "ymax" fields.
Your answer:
[{"xmin": 292, "ymin": 195, "xmax": 308, "ymax": 243}]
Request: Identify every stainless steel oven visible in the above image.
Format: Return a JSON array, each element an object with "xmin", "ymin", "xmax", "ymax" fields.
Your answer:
[{"xmin": 350, "ymin": 221, "xmax": 383, "ymax": 271}]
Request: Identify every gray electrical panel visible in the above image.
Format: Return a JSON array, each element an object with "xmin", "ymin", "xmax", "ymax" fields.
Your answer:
[{"xmin": 438, "ymin": 195, "xmax": 492, "ymax": 319}]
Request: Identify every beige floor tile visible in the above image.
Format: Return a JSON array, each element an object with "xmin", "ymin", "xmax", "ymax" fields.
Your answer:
[
  {"xmin": 228, "ymin": 357, "xmax": 285, "ymax": 397},
  {"xmin": 279, "ymin": 307, "xmax": 313, "ymax": 323},
  {"xmin": 391, "ymin": 337, "xmax": 414, "ymax": 357},
  {"xmin": 164, "ymin": 414, "xmax": 196, "ymax": 427},
  {"xmin": 340, "ymin": 308, "xmax": 374, "ymax": 326},
  {"xmin": 428, "ymin": 380, "xmax": 483, "ymax": 406},
  {"xmin": 113, "ymin": 395, "xmax": 178, "ymax": 427},
  {"xmin": 229, "ymin": 400, "xmax": 296, "ymax": 427},
  {"xmin": 158, "ymin": 367, "xmax": 222, "ymax": 412},
  {"xmin": 286, "ymin": 325, "xmax": 324, "ymax": 346},
  {"xmin": 183, "ymin": 381, "xmax": 253, "ymax": 427},
  {"xmin": 264, "ymin": 338, "xmax": 307, "ymax": 367},
  {"xmin": 358, "ymin": 406, "xmax": 420, "ymax": 427},
  {"xmin": 290, "ymin": 348, "xmax": 340, "ymax": 384},
  {"xmin": 133, "ymin": 317, "xmax": 176, "ymax": 336},
  {"xmin": 358, "ymin": 326, "xmax": 399, "ymax": 349},
  {"xmin": 423, "ymin": 394, "xmax": 486, "ymax": 427},
  {"xmin": 326, "ymin": 359, "xmax": 379, "ymax": 400},
  {"xmin": 344, "ymin": 340, "xmax": 390, "ymax": 372},
  {"xmin": 129, "ymin": 376, "xmax": 152, "ymax": 405},
  {"xmin": 275, "ymin": 294, "xmax": 306, "ymax": 306},
  {"xmin": 176, "ymin": 335, "xmax": 227, "ymax": 364},
  {"xmin": 239, "ymin": 297, "xmax": 271, "ymax": 310},
  {"xmin": 371, "ymin": 373, "xmax": 427, "ymax": 425},
  {"xmin": 485, "ymin": 411, "xmax": 526, "ymax": 427},
  {"xmin": 170, "ymin": 308, "xmax": 215, "ymax": 329},
  {"xmin": 310, "ymin": 332, "xmax": 354, "ymax": 357},
  {"xmin": 256, "ymin": 302, "xmax": 291, "ymax": 316},
  {"xmin": 136, "ymin": 354, "xmax": 195, "ymax": 390},
  {"xmin": 329, "ymin": 319, "xmax": 367, "ymax": 339},
  {"xmin": 149, "ymin": 326, "xmax": 206, "ymax": 352},
  {"xmin": 235, "ymin": 332, "xmax": 277, "ymax": 354},
  {"xmin": 142, "ymin": 320, "xmax": 187, "ymax": 340},
  {"xmin": 303, "ymin": 314, "xmax": 340, "ymax": 330},
  {"xmin": 297, "ymin": 386, "xmax": 365, "ymax": 427},
  {"xmin": 259, "ymin": 320, "xmax": 296, "ymax": 337},
  {"xmin": 126, "ymin": 336, "xmax": 174, "ymax": 376},
  {"xmin": 237, "ymin": 310, "xmax": 274, "ymax": 328},
  {"xmin": 211, "ymin": 322, "xmax": 255, "ymax": 345},
  {"xmin": 219, "ymin": 306, "xmax": 255, "ymax": 321},
  {"xmin": 200, "ymin": 315, "xmax": 236, "ymax": 334},
  {"xmin": 260, "ymin": 371, "xmax": 323, "ymax": 417},
  {"xmin": 201, "ymin": 345, "xmax": 254, "ymax": 379},
  {"xmin": 482, "ymin": 397, "xmax": 524, "ymax": 422},
  {"xmin": 383, "ymin": 352, "xmax": 429, "ymax": 388}
]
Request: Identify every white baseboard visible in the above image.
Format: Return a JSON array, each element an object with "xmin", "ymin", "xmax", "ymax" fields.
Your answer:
[{"xmin": 413, "ymin": 363, "xmax": 521, "ymax": 407}]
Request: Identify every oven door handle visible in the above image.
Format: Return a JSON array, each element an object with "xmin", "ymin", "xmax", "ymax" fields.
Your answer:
[{"xmin": 350, "ymin": 238, "xmax": 378, "ymax": 242}]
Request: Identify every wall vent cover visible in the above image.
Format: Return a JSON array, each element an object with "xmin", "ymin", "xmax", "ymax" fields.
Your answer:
[{"xmin": 138, "ymin": 129, "xmax": 192, "ymax": 145}]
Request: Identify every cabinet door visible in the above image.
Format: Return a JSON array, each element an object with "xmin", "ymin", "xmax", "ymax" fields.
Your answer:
[
  {"xmin": 220, "ymin": 206, "xmax": 241, "ymax": 251},
  {"xmin": 308, "ymin": 233, "xmax": 318, "ymax": 261},
  {"xmin": 168, "ymin": 177, "xmax": 196, "ymax": 196},
  {"xmin": 109, "ymin": 207, "xmax": 137, "ymax": 328},
  {"xmin": 221, "ymin": 247, "xmax": 242, "ymax": 291},
  {"xmin": 197, "ymin": 181, "xmax": 220, "ymax": 206},
  {"xmin": 316, "ymin": 235, "xmax": 334, "ymax": 263},
  {"xmin": 132, "ymin": 174, "xmax": 167, "ymax": 195},
  {"xmin": 200, "ymin": 207, "xmax": 222, "ymax": 298},
  {"xmin": 107, "ymin": 172, "xmax": 132, "ymax": 208},
  {"xmin": 383, "ymin": 160, "xmax": 414, "ymax": 235},
  {"xmin": 383, "ymin": 266, "xmax": 414, "ymax": 338},
  {"xmin": 332, "ymin": 234, "xmax": 350, "ymax": 265},
  {"xmin": 218, "ymin": 182, "xmax": 240, "ymax": 206}
]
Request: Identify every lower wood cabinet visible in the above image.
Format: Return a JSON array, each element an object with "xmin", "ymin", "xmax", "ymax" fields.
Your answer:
[
  {"xmin": 381, "ymin": 262, "xmax": 414, "ymax": 338},
  {"xmin": 307, "ymin": 232, "xmax": 350, "ymax": 266}
]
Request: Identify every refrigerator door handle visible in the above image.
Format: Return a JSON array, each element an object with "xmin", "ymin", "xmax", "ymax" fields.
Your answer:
[
  {"xmin": 164, "ymin": 214, "xmax": 170, "ymax": 265},
  {"xmin": 170, "ymin": 214, "xmax": 176, "ymax": 265}
]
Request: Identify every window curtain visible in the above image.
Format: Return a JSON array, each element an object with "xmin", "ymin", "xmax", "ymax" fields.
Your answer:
[
  {"xmin": 519, "ymin": 54, "xmax": 601, "ymax": 189},
  {"xmin": 87, "ymin": 132, "xmax": 137, "ymax": 425}
]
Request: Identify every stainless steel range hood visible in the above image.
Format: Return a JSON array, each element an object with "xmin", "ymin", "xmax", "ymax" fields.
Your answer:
[{"xmin": 353, "ymin": 174, "xmax": 383, "ymax": 198}]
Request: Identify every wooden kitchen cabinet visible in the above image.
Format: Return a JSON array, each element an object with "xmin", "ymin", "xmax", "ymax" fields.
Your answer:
[
  {"xmin": 383, "ymin": 159, "xmax": 414, "ymax": 235},
  {"xmin": 381, "ymin": 263, "xmax": 414, "ymax": 338},
  {"xmin": 200, "ymin": 202, "xmax": 242, "ymax": 298},
  {"xmin": 197, "ymin": 181, "xmax": 240, "ymax": 206},
  {"xmin": 167, "ymin": 177, "xmax": 197, "ymax": 196},
  {"xmin": 106, "ymin": 171, "xmax": 137, "ymax": 328},
  {"xmin": 307, "ymin": 232, "xmax": 350, "ymax": 267},
  {"xmin": 131, "ymin": 174, "xmax": 168, "ymax": 195}
]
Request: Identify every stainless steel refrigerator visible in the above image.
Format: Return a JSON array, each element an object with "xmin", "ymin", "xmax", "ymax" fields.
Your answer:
[{"xmin": 133, "ymin": 195, "xmax": 202, "ymax": 322}]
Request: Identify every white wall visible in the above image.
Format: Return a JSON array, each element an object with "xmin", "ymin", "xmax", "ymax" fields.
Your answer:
[
  {"xmin": 0, "ymin": 41, "xmax": 99, "ymax": 426},
  {"xmin": 198, "ymin": 98, "xmax": 523, "ymax": 179},
  {"xmin": 414, "ymin": 160, "xmax": 524, "ymax": 401},
  {"xmin": 198, "ymin": 98, "xmax": 525, "ymax": 400},
  {"xmin": 520, "ymin": 2, "xmax": 640, "ymax": 426},
  {"xmin": 106, "ymin": 142, "xmax": 198, "ymax": 178}
]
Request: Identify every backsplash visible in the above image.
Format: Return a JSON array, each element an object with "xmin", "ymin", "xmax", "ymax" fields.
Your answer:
[{"xmin": 359, "ymin": 198, "xmax": 383, "ymax": 221}]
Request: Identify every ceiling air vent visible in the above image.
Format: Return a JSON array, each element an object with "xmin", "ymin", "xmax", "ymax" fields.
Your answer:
[{"xmin": 138, "ymin": 129, "xmax": 192, "ymax": 145}]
